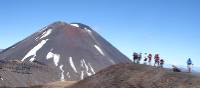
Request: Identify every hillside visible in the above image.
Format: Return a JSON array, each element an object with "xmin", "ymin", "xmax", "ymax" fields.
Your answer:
[
  {"xmin": 0, "ymin": 21, "xmax": 131, "ymax": 87},
  {"xmin": 0, "ymin": 60, "xmax": 58, "ymax": 87},
  {"xmin": 67, "ymin": 63, "xmax": 200, "ymax": 88}
]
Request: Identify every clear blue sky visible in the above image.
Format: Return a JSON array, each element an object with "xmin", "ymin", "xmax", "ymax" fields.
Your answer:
[{"xmin": 0, "ymin": 0, "xmax": 200, "ymax": 67}]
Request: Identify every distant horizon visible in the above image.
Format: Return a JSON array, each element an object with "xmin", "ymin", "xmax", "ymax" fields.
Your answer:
[{"xmin": 0, "ymin": 0, "xmax": 200, "ymax": 69}]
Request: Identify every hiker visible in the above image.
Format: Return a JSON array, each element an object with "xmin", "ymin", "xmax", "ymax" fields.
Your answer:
[
  {"xmin": 148, "ymin": 53, "xmax": 152, "ymax": 65},
  {"xmin": 133, "ymin": 52, "xmax": 138, "ymax": 63},
  {"xmin": 172, "ymin": 65, "xmax": 181, "ymax": 72},
  {"xmin": 143, "ymin": 53, "xmax": 148, "ymax": 65},
  {"xmin": 160, "ymin": 59, "xmax": 164, "ymax": 68},
  {"xmin": 187, "ymin": 58, "xmax": 193, "ymax": 73},
  {"xmin": 154, "ymin": 54, "xmax": 160, "ymax": 67},
  {"xmin": 137, "ymin": 53, "xmax": 142, "ymax": 64}
]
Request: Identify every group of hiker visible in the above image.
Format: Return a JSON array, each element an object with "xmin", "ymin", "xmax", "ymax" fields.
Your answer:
[
  {"xmin": 132, "ymin": 52, "xmax": 194, "ymax": 73},
  {"xmin": 132, "ymin": 52, "xmax": 164, "ymax": 68}
]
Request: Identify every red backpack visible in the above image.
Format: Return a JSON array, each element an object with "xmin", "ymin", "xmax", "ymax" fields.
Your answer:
[{"xmin": 155, "ymin": 54, "xmax": 159, "ymax": 61}]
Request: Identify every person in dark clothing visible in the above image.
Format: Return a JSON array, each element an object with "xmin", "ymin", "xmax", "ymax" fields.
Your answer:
[
  {"xmin": 172, "ymin": 65, "xmax": 181, "ymax": 72},
  {"xmin": 137, "ymin": 53, "xmax": 142, "ymax": 64},
  {"xmin": 160, "ymin": 59, "xmax": 164, "ymax": 68},
  {"xmin": 133, "ymin": 52, "xmax": 138, "ymax": 63},
  {"xmin": 143, "ymin": 53, "xmax": 148, "ymax": 65}
]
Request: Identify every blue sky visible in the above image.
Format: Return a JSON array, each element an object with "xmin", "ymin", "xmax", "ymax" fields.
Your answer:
[{"xmin": 0, "ymin": 0, "xmax": 200, "ymax": 67}]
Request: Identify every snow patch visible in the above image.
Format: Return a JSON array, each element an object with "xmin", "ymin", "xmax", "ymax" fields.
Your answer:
[
  {"xmin": 22, "ymin": 39, "xmax": 48, "ymax": 62},
  {"xmin": 29, "ymin": 57, "xmax": 36, "ymax": 62},
  {"xmin": 53, "ymin": 54, "xmax": 60, "ymax": 66},
  {"xmin": 59, "ymin": 65, "xmax": 65, "ymax": 81},
  {"xmin": 40, "ymin": 29, "xmax": 52, "ymax": 39},
  {"xmin": 46, "ymin": 52, "xmax": 54, "ymax": 59},
  {"xmin": 94, "ymin": 45, "xmax": 105, "ymax": 56},
  {"xmin": 82, "ymin": 59, "xmax": 89, "ymax": 72},
  {"xmin": 66, "ymin": 72, "xmax": 70, "ymax": 78},
  {"xmin": 69, "ymin": 57, "xmax": 78, "ymax": 73},
  {"xmin": 46, "ymin": 52, "xmax": 60, "ymax": 66},
  {"xmin": 88, "ymin": 63, "xmax": 95, "ymax": 74},
  {"xmin": 80, "ymin": 60, "xmax": 84, "ymax": 68},
  {"xmin": 85, "ymin": 28, "xmax": 92, "ymax": 33},
  {"xmin": 80, "ymin": 71, "xmax": 84, "ymax": 80},
  {"xmin": 81, "ymin": 59, "xmax": 93, "ymax": 76},
  {"xmin": 87, "ymin": 72, "xmax": 92, "ymax": 76},
  {"xmin": 70, "ymin": 24, "xmax": 79, "ymax": 27}
]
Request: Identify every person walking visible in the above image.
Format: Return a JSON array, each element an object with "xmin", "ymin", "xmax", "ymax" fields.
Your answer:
[
  {"xmin": 137, "ymin": 53, "xmax": 142, "ymax": 64},
  {"xmin": 160, "ymin": 59, "xmax": 164, "ymax": 68},
  {"xmin": 187, "ymin": 58, "xmax": 193, "ymax": 73},
  {"xmin": 133, "ymin": 52, "xmax": 138, "ymax": 63},
  {"xmin": 154, "ymin": 54, "xmax": 160, "ymax": 67},
  {"xmin": 143, "ymin": 53, "xmax": 148, "ymax": 65},
  {"xmin": 148, "ymin": 53, "xmax": 152, "ymax": 65}
]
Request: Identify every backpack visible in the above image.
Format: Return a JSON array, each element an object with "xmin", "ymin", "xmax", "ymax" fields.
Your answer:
[
  {"xmin": 187, "ymin": 60, "xmax": 192, "ymax": 65},
  {"xmin": 144, "ymin": 58, "xmax": 147, "ymax": 61}
]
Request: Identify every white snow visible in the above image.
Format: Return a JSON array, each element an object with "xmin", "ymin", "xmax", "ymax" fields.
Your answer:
[
  {"xmin": 70, "ymin": 24, "xmax": 79, "ymax": 27},
  {"xmin": 81, "ymin": 59, "xmax": 93, "ymax": 76},
  {"xmin": 79, "ymin": 59, "xmax": 95, "ymax": 79},
  {"xmin": 87, "ymin": 72, "xmax": 92, "ymax": 76},
  {"xmin": 80, "ymin": 71, "xmax": 84, "ymax": 80},
  {"xmin": 88, "ymin": 63, "xmax": 95, "ymax": 74},
  {"xmin": 82, "ymin": 59, "xmax": 89, "ymax": 72},
  {"xmin": 22, "ymin": 39, "xmax": 48, "ymax": 62},
  {"xmin": 29, "ymin": 57, "xmax": 36, "ymax": 62},
  {"xmin": 80, "ymin": 60, "xmax": 84, "ymax": 68},
  {"xmin": 40, "ymin": 29, "xmax": 52, "ymax": 39},
  {"xmin": 53, "ymin": 54, "xmax": 60, "ymax": 66},
  {"xmin": 59, "ymin": 65, "xmax": 65, "ymax": 81},
  {"xmin": 87, "ymin": 29, "xmax": 92, "ymax": 33},
  {"xmin": 69, "ymin": 57, "xmax": 78, "ymax": 73},
  {"xmin": 46, "ymin": 52, "xmax": 60, "ymax": 66},
  {"xmin": 46, "ymin": 52, "xmax": 54, "ymax": 59},
  {"xmin": 66, "ymin": 72, "xmax": 70, "ymax": 78},
  {"xmin": 85, "ymin": 28, "xmax": 92, "ymax": 33},
  {"xmin": 0, "ymin": 78, "xmax": 3, "ymax": 81},
  {"xmin": 94, "ymin": 45, "xmax": 105, "ymax": 56}
]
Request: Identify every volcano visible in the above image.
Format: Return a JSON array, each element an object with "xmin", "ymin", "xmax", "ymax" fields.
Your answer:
[{"xmin": 0, "ymin": 21, "xmax": 131, "ymax": 87}]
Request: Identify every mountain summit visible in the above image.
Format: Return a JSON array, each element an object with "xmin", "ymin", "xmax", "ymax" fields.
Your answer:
[{"xmin": 0, "ymin": 21, "xmax": 131, "ymax": 87}]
